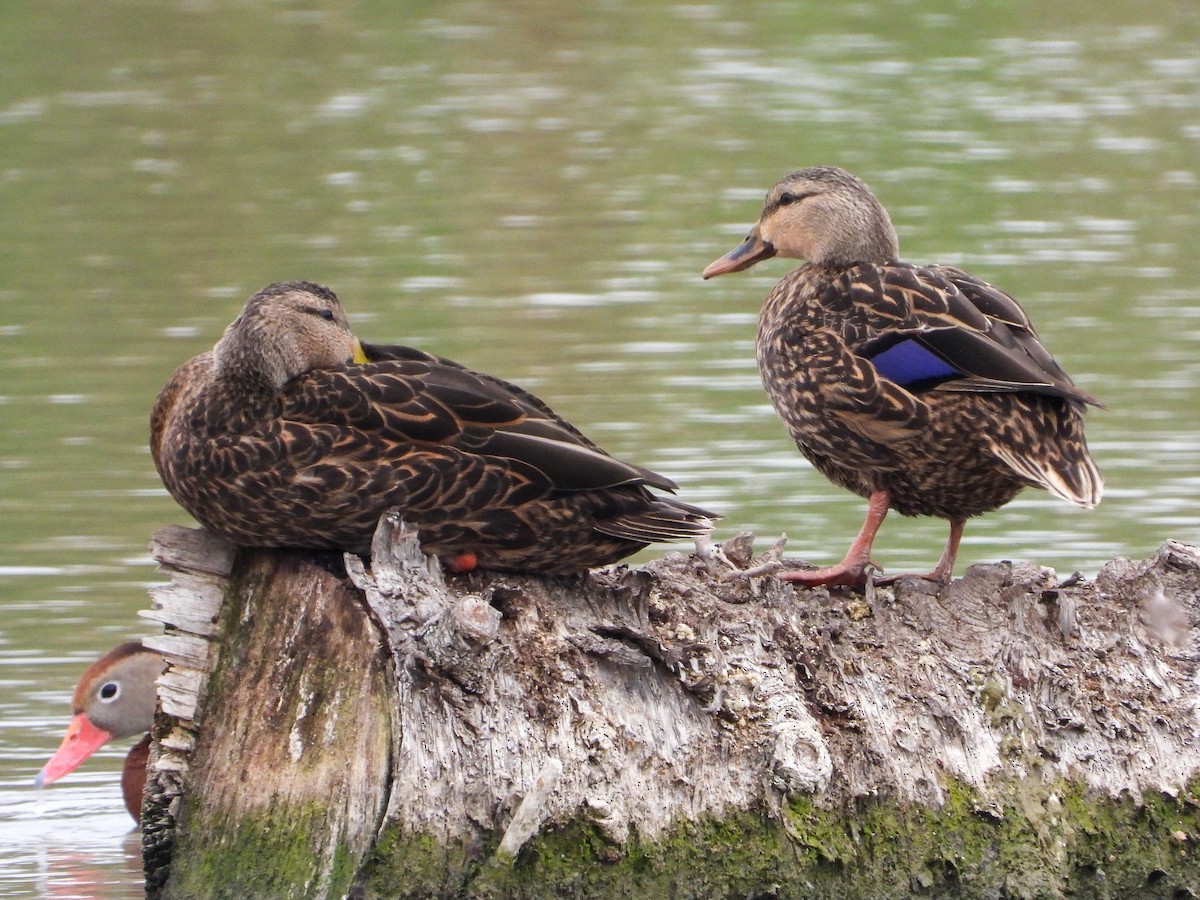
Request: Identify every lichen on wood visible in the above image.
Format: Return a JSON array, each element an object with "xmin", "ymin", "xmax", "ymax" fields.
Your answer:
[
  {"xmin": 141, "ymin": 516, "xmax": 1200, "ymax": 899},
  {"xmin": 142, "ymin": 528, "xmax": 392, "ymax": 899}
]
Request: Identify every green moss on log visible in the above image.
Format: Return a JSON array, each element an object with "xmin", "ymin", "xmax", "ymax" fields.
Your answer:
[
  {"xmin": 358, "ymin": 827, "xmax": 491, "ymax": 899},
  {"xmin": 158, "ymin": 550, "xmax": 391, "ymax": 900},
  {"xmin": 353, "ymin": 778, "xmax": 1200, "ymax": 899},
  {"xmin": 165, "ymin": 803, "xmax": 357, "ymax": 900}
]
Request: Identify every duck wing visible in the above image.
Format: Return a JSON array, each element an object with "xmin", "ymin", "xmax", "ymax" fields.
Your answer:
[
  {"xmin": 811, "ymin": 262, "xmax": 1103, "ymax": 507},
  {"xmin": 361, "ymin": 342, "xmax": 601, "ymax": 449},
  {"xmin": 287, "ymin": 345, "xmax": 681, "ymax": 495},
  {"xmin": 842, "ymin": 263, "xmax": 1101, "ymax": 408}
]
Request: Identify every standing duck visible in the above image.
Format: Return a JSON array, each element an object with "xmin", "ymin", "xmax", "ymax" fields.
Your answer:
[
  {"xmin": 703, "ymin": 166, "xmax": 1102, "ymax": 587},
  {"xmin": 152, "ymin": 281, "xmax": 715, "ymax": 572},
  {"xmin": 36, "ymin": 642, "xmax": 163, "ymax": 822}
]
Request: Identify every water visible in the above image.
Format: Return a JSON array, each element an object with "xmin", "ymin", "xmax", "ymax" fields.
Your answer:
[{"xmin": 1, "ymin": 2, "xmax": 1197, "ymax": 895}]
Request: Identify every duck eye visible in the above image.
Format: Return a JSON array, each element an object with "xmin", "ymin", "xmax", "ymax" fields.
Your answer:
[
  {"xmin": 99, "ymin": 681, "xmax": 119, "ymax": 702},
  {"xmin": 777, "ymin": 191, "xmax": 812, "ymax": 207},
  {"xmin": 318, "ymin": 309, "xmax": 335, "ymax": 321}
]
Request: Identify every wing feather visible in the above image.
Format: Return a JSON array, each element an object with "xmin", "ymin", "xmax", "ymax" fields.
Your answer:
[
  {"xmin": 831, "ymin": 263, "xmax": 1101, "ymax": 407},
  {"xmin": 280, "ymin": 344, "xmax": 680, "ymax": 494}
]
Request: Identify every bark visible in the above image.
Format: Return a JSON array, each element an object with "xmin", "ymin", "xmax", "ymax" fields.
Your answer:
[{"xmin": 140, "ymin": 516, "xmax": 1200, "ymax": 899}]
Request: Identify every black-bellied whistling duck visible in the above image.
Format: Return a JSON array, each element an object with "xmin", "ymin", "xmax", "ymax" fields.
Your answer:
[{"xmin": 36, "ymin": 642, "xmax": 163, "ymax": 822}]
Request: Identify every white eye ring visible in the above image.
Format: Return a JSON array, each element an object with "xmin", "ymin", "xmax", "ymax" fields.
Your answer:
[{"xmin": 98, "ymin": 681, "xmax": 120, "ymax": 702}]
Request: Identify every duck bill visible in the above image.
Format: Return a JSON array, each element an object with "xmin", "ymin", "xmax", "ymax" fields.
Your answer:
[
  {"xmin": 351, "ymin": 338, "xmax": 369, "ymax": 365},
  {"xmin": 702, "ymin": 228, "xmax": 777, "ymax": 279},
  {"xmin": 34, "ymin": 713, "xmax": 113, "ymax": 787}
]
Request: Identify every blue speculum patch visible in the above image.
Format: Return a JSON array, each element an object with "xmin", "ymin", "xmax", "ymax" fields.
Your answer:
[{"xmin": 868, "ymin": 339, "xmax": 960, "ymax": 386}]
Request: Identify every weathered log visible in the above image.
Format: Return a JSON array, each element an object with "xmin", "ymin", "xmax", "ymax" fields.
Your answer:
[{"xmin": 140, "ymin": 517, "xmax": 1200, "ymax": 899}]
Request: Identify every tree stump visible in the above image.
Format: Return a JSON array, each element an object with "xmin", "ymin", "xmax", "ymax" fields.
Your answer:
[{"xmin": 140, "ymin": 515, "xmax": 1200, "ymax": 899}]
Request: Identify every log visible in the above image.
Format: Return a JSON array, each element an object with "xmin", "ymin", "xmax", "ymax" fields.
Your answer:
[{"xmin": 139, "ymin": 516, "xmax": 1200, "ymax": 899}]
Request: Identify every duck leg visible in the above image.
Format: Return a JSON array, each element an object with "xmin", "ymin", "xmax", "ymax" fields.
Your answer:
[
  {"xmin": 876, "ymin": 517, "xmax": 965, "ymax": 586},
  {"xmin": 781, "ymin": 490, "xmax": 890, "ymax": 588},
  {"xmin": 928, "ymin": 518, "xmax": 965, "ymax": 584}
]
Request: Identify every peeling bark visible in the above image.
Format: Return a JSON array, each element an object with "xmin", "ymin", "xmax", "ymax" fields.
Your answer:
[{"xmin": 141, "ymin": 517, "xmax": 1200, "ymax": 899}]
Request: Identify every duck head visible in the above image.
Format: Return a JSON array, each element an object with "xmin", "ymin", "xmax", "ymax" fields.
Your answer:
[
  {"xmin": 36, "ymin": 642, "xmax": 164, "ymax": 788},
  {"xmin": 702, "ymin": 166, "xmax": 900, "ymax": 277},
  {"xmin": 213, "ymin": 281, "xmax": 370, "ymax": 388}
]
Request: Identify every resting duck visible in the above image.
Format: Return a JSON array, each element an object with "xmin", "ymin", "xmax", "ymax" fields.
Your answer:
[
  {"xmin": 703, "ymin": 166, "xmax": 1102, "ymax": 587},
  {"xmin": 36, "ymin": 642, "xmax": 163, "ymax": 822},
  {"xmin": 152, "ymin": 281, "xmax": 716, "ymax": 573}
]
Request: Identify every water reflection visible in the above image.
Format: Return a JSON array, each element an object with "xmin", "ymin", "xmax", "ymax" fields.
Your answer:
[
  {"xmin": 0, "ymin": 786, "xmax": 142, "ymax": 900},
  {"xmin": 0, "ymin": 0, "xmax": 1197, "ymax": 894}
]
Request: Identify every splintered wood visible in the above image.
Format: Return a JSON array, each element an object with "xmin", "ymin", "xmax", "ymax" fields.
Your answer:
[{"xmin": 141, "ymin": 515, "xmax": 1200, "ymax": 897}]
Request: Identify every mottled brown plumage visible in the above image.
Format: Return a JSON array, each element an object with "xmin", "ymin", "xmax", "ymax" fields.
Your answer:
[
  {"xmin": 152, "ymin": 281, "xmax": 715, "ymax": 572},
  {"xmin": 704, "ymin": 166, "xmax": 1102, "ymax": 587}
]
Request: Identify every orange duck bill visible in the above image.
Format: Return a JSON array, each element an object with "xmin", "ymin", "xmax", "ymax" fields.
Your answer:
[{"xmin": 35, "ymin": 713, "xmax": 113, "ymax": 787}]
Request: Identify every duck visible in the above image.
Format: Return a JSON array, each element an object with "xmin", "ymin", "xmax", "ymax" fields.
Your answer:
[
  {"xmin": 152, "ymin": 281, "xmax": 716, "ymax": 573},
  {"xmin": 36, "ymin": 642, "xmax": 163, "ymax": 822},
  {"xmin": 703, "ymin": 166, "xmax": 1102, "ymax": 588}
]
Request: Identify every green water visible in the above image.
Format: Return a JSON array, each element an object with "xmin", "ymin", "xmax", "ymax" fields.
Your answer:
[{"xmin": 1, "ymin": 2, "xmax": 1197, "ymax": 896}]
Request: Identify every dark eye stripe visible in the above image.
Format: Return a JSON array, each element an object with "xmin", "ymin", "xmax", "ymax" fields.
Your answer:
[{"xmin": 776, "ymin": 190, "xmax": 815, "ymax": 209}]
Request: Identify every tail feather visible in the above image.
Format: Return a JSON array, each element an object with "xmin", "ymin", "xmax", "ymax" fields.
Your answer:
[
  {"xmin": 991, "ymin": 444, "xmax": 1103, "ymax": 508},
  {"xmin": 594, "ymin": 499, "xmax": 718, "ymax": 543}
]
